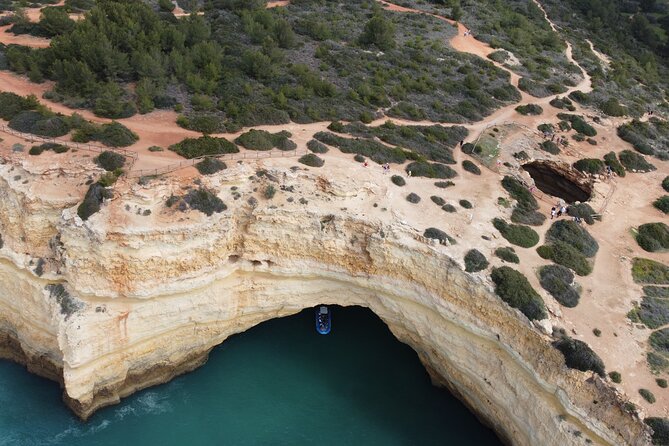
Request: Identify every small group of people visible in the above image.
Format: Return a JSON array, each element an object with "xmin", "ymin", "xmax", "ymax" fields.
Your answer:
[
  {"xmin": 550, "ymin": 204, "xmax": 568, "ymax": 220},
  {"xmin": 463, "ymin": 30, "xmax": 473, "ymax": 37},
  {"xmin": 382, "ymin": 163, "xmax": 391, "ymax": 173}
]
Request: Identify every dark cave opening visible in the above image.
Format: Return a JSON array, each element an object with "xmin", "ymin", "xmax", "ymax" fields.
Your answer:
[{"xmin": 522, "ymin": 162, "xmax": 592, "ymax": 203}]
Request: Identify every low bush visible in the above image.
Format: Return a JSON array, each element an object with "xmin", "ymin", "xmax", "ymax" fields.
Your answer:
[
  {"xmin": 406, "ymin": 193, "xmax": 421, "ymax": 204},
  {"xmin": 97, "ymin": 122, "xmax": 139, "ymax": 147},
  {"xmin": 235, "ymin": 129, "xmax": 296, "ymax": 151},
  {"xmin": 434, "ymin": 181, "xmax": 455, "ymax": 188},
  {"xmin": 513, "ymin": 150, "xmax": 530, "ymax": 161},
  {"xmin": 29, "ymin": 143, "xmax": 69, "ymax": 155},
  {"xmin": 307, "ymin": 139, "xmax": 328, "ymax": 154},
  {"xmin": 354, "ymin": 154, "xmax": 365, "ymax": 163},
  {"xmin": 0, "ymin": 92, "xmax": 39, "ymax": 121},
  {"xmin": 492, "ymin": 218, "xmax": 539, "ymax": 248},
  {"xmin": 636, "ymin": 223, "xmax": 669, "ymax": 252},
  {"xmin": 654, "ymin": 196, "xmax": 669, "ymax": 214},
  {"xmin": 430, "ymin": 196, "xmax": 445, "ymax": 206},
  {"xmin": 546, "ymin": 220, "xmax": 599, "ymax": 257},
  {"xmin": 567, "ymin": 203, "xmax": 598, "ymax": 225},
  {"xmin": 648, "ymin": 352, "xmax": 669, "ymax": 373},
  {"xmin": 406, "ymin": 161, "xmax": 457, "ymax": 179},
  {"xmin": 658, "ymin": 379, "xmax": 668, "ymax": 388},
  {"xmin": 495, "ymin": 247, "xmax": 519, "ymax": 263},
  {"xmin": 183, "ymin": 188, "xmax": 226, "ymax": 216},
  {"xmin": 195, "ymin": 157, "xmax": 227, "ymax": 175},
  {"xmin": 557, "ymin": 113, "xmax": 597, "ymax": 137},
  {"xmin": 95, "ymin": 151, "xmax": 125, "ymax": 172},
  {"xmin": 663, "ymin": 176, "xmax": 669, "ymax": 193},
  {"xmin": 501, "ymin": 176, "xmax": 538, "ymax": 210},
  {"xmin": 314, "ymin": 131, "xmax": 410, "ymax": 165},
  {"xmin": 537, "ymin": 242, "xmax": 592, "ymax": 276},
  {"xmin": 639, "ymin": 388, "xmax": 656, "ymax": 404},
  {"xmin": 169, "ymin": 136, "xmax": 239, "ymax": 159},
  {"xmin": 459, "ymin": 199, "xmax": 472, "ymax": 209},
  {"xmin": 632, "ymin": 258, "xmax": 669, "ymax": 284},
  {"xmin": 619, "ymin": 150, "xmax": 656, "ymax": 172},
  {"xmin": 298, "ymin": 153, "xmax": 324, "ymax": 167},
  {"xmin": 462, "ymin": 160, "xmax": 481, "ymax": 175},
  {"xmin": 424, "ymin": 227, "xmax": 455, "ymax": 245},
  {"xmin": 600, "ymin": 98, "xmax": 625, "ymax": 117},
  {"xmin": 490, "ymin": 266, "xmax": 546, "ymax": 320},
  {"xmin": 539, "ymin": 141, "xmax": 560, "ymax": 155},
  {"xmin": 442, "ymin": 204, "xmax": 457, "ymax": 213},
  {"xmin": 645, "ymin": 286, "xmax": 669, "ymax": 298},
  {"xmin": 609, "ymin": 371, "xmax": 622, "ymax": 383},
  {"xmin": 650, "ymin": 329, "xmax": 669, "ymax": 356},
  {"xmin": 148, "ymin": 146, "xmax": 163, "ymax": 152},
  {"xmin": 549, "ymin": 97, "xmax": 574, "ymax": 111},
  {"xmin": 77, "ymin": 183, "xmax": 112, "ymax": 221},
  {"xmin": 511, "ymin": 204, "xmax": 546, "ymax": 226},
  {"xmin": 464, "ymin": 249, "xmax": 489, "ymax": 273},
  {"xmin": 264, "ymin": 185, "xmax": 276, "ymax": 199},
  {"xmin": 553, "ymin": 336, "xmax": 605, "ymax": 377},
  {"xmin": 603, "ymin": 152, "xmax": 626, "ymax": 177},
  {"xmin": 539, "ymin": 264, "xmax": 580, "ymax": 307},
  {"xmin": 391, "ymin": 175, "xmax": 406, "ymax": 186},
  {"xmin": 629, "ymin": 297, "xmax": 669, "ymax": 329},
  {"xmin": 645, "ymin": 417, "xmax": 669, "ymax": 445},
  {"xmin": 515, "ymin": 104, "xmax": 543, "ymax": 115},
  {"xmin": 573, "ymin": 158, "xmax": 605, "ymax": 175}
]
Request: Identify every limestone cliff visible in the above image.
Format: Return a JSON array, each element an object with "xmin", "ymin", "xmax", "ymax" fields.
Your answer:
[{"xmin": 0, "ymin": 155, "xmax": 651, "ymax": 445}]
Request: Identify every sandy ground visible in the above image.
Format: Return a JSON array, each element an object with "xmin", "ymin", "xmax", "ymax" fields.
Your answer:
[{"xmin": 1, "ymin": 0, "xmax": 668, "ymax": 417}]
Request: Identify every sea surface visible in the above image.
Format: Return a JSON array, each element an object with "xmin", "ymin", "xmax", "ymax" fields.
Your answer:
[{"xmin": 0, "ymin": 306, "xmax": 501, "ymax": 445}]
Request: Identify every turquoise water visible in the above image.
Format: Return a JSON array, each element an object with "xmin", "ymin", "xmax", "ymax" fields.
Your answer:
[{"xmin": 0, "ymin": 306, "xmax": 500, "ymax": 445}]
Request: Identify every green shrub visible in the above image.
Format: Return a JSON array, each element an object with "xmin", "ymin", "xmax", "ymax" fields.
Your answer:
[
  {"xmin": 464, "ymin": 249, "xmax": 489, "ymax": 273},
  {"xmin": 424, "ymin": 227, "xmax": 455, "ymax": 245},
  {"xmin": 603, "ymin": 152, "xmax": 626, "ymax": 177},
  {"xmin": 501, "ymin": 176, "xmax": 538, "ymax": 210},
  {"xmin": 95, "ymin": 151, "xmax": 125, "ymax": 171},
  {"xmin": 573, "ymin": 158, "xmax": 605, "ymax": 174},
  {"xmin": 537, "ymin": 242, "xmax": 592, "ymax": 276},
  {"xmin": 490, "ymin": 266, "xmax": 546, "ymax": 320},
  {"xmin": 645, "ymin": 286, "xmax": 669, "ymax": 298},
  {"xmin": 495, "ymin": 247, "xmax": 519, "ymax": 264},
  {"xmin": 636, "ymin": 223, "xmax": 669, "ymax": 252},
  {"xmin": 406, "ymin": 161, "xmax": 457, "ymax": 179},
  {"xmin": 298, "ymin": 153, "xmax": 324, "ymax": 167},
  {"xmin": 354, "ymin": 154, "xmax": 365, "ymax": 163},
  {"xmin": 29, "ymin": 143, "xmax": 69, "ymax": 155},
  {"xmin": 515, "ymin": 104, "xmax": 543, "ymax": 115},
  {"xmin": 77, "ymin": 183, "xmax": 112, "ymax": 221},
  {"xmin": 639, "ymin": 388, "xmax": 656, "ymax": 404},
  {"xmin": 546, "ymin": 220, "xmax": 599, "ymax": 257},
  {"xmin": 492, "ymin": 218, "xmax": 539, "ymax": 248},
  {"xmin": 459, "ymin": 199, "xmax": 472, "ymax": 209},
  {"xmin": 430, "ymin": 196, "xmax": 445, "ymax": 206},
  {"xmin": 600, "ymin": 98, "xmax": 625, "ymax": 117},
  {"xmin": 264, "ymin": 185, "xmax": 276, "ymax": 199},
  {"xmin": 183, "ymin": 188, "xmax": 226, "ymax": 216},
  {"xmin": 434, "ymin": 181, "xmax": 455, "ymax": 188},
  {"xmin": 654, "ymin": 196, "xmax": 669, "ymax": 214},
  {"xmin": 645, "ymin": 417, "xmax": 669, "ymax": 445},
  {"xmin": 567, "ymin": 203, "xmax": 597, "ymax": 225},
  {"xmin": 307, "ymin": 140, "xmax": 328, "ymax": 154},
  {"xmin": 513, "ymin": 150, "xmax": 530, "ymax": 161},
  {"xmin": 648, "ymin": 352, "xmax": 669, "ymax": 374},
  {"xmin": 148, "ymin": 146, "xmax": 163, "ymax": 152},
  {"xmin": 97, "ymin": 122, "xmax": 139, "ymax": 147},
  {"xmin": 539, "ymin": 264, "xmax": 580, "ymax": 307},
  {"xmin": 593, "ymin": 328, "xmax": 601, "ymax": 336},
  {"xmin": 663, "ymin": 176, "xmax": 669, "ymax": 193},
  {"xmin": 0, "ymin": 92, "xmax": 39, "ymax": 121},
  {"xmin": 557, "ymin": 113, "xmax": 597, "ymax": 136},
  {"xmin": 553, "ymin": 336, "xmax": 605, "ymax": 377},
  {"xmin": 657, "ymin": 379, "xmax": 668, "ymax": 388},
  {"xmin": 391, "ymin": 175, "xmax": 405, "ymax": 186},
  {"xmin": 632, "ymin": 258, "xmax": 669, "ymax": 284},
  {"xmin": 235, "ymin": 129, "xmax": 295, "ymax": 151},
  {"xmin": 549, "ymin": 97, "xmax": 574, "ymax": 111},
  {"xmin": 170, "ymin": 136, "xmax": 239, "ymax": 159},
  {"xmin": 511, "ymin": 204, "xmax": 546, "ymax": 226},
  {"xmin": 462, "ymin": 160, "xmax": 481, "ymax": 175},
  {"xmin": 442, "ymin": 204, "xmax": 457, "ymax": 213},
  {"xmin": 406, "ymin": 193, "xmax": 421, "ymax": 204},
  {"xmin": 609, "ymin": 371, "xmax": 622, "ymax": 383},
  {"xmin": 8, "ymin": 111, "xmax": 71, "ymax": 137},
  {"xmin": 619, "ymin": 150, "xmax": 656, "ymax": 172},
  {"xmin": 195, "ymin": 157, "xmax": 227, "ymax": 175},
  {"xmin": 314, "ymin": 132, "xmax": 409, "ymax": 165},
  {"xmin": 539, "ymin": 141, "xmax": 560, "ymax": 155}
]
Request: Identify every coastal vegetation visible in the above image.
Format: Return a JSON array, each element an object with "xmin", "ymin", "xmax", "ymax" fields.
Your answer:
[
  {"xmin": 195, "ymin": 157, "xmax": 227, "ymax": 175},
  {"xmin": 636, "ymin": 223, "xmax": 669, "ymax": 253},
  {"xmin": 490, "ymin": 266, "xmax": 546, "ymax": 320},
  {"xmin": 539, "ymin": 264, "xmax": 580, "ymax": 307},
  {"xmin": 492, "ymin": 217, "xmax": 539, "ymax": 248},
  {"xmin": 424, "ymin": 227, "xmax": 455, "ymax": 245},
  {"xmin": 464, "ymin": 249, "xmax": 488, "ymax": 272},
  {"xmin": 494, "ymin": 247, "xmax": 519, "ymax": 264},
  {"xmin": 169, "ymin": 136, "xmax": 238, "ymax": 159},
  {"xmin": 298, "ymin": 153, "xmax": 324, "ymax": 167},
  {"xmin": 553, "ymin": 335, "xmax": 605, "ymax": 377}
]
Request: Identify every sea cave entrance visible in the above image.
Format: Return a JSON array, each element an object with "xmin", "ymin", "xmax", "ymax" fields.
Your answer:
[
  {"xmin": 522, "ymin": 161, "xmax": 592, "ymax": 203},
  {"xmin": 0, "ymin": 306, "xmax": 500, "ymax": 445}
]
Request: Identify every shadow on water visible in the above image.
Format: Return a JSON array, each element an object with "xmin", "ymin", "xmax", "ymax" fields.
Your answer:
[{"xmin": 0, "ymin": 306, "xmax": 501, "ymax": 446}]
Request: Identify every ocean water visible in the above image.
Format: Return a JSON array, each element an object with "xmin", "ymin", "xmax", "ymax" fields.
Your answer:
[{"xmin": 0, "ymin": 306, "xmax": 500, "ymax": 446}]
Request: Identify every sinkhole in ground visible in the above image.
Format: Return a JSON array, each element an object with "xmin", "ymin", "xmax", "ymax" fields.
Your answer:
[{"xmin": 522, "ymin": 161, "xmax": 592, "ymax": 203}]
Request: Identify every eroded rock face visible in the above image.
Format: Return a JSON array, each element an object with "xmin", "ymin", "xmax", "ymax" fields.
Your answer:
[{"xmin": 0, "ymin": 159, "xmax": 651, "ymax": 446}]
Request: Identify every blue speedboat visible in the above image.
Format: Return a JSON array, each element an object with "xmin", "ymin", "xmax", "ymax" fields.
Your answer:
[{"xmin": 315, "ymin": 306, "xmax": 331, "ymax": 335}]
